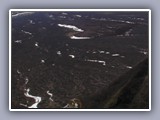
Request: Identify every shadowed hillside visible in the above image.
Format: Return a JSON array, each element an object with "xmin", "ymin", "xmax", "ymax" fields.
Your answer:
[{"xmin": 79, "ymin": 58, "xmax": 149, "ymax": 109}]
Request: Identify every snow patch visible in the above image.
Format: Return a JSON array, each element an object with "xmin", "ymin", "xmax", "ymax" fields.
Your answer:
[
  {"xmin": 109, "ymin": 19, "xmax": 134, "ymax": 24},
  {"xmin": 126, "ymin": 66, "xmax": 132, "ymax": 69},
  {"xmin": 69, "ymin": 55, "xmax": 75, "ymax": 58},
  {"xmin": 75, "ymin": 15, "xmax": 82, "ymax": 17},
  {"xmin": 125, "ymin": 29, "xmax": 132, "ymax": 36},
  {"xmin": 62, "ymin": 13, "xmax": 68, "ymax": 15},
  {"xmin": 112, "ymin": 54, "xmax": 120, "ymax": 57},
  {"xmin": 21, "ymin": 30, "xmax": 32, "ymax": 35},
  {"xmin": 35, "ymin": 42, "xmax": 39, "ymax": 47},
  {"xmin": 70, "ymin": 36, "xmax": 91, "ymax": 39},
  {"xmin": 41, "ymin": 59, "xmax": 45, "ymax": 63},
  {"xmin": 25, "ymin": 77, "xmax": 29, "ymax": 84},
  {"xmin": 20, "ymin": 103, "xmax": 28, "ymax": 107},
  {"xmin": 106, "ymin": 52, "xmax": 110, "ymax": 54},
  {"xmin": 125, "ymin": 21, "xmax": 134, "ymax": 24},
  {"xmin": 120, "ymin": 56, "xmax": 125, "ymax": 58},
  {"xmin": 15, "ymin": 40, "xmax": 22, "ymax": 43},
  {"xmin": 24, "ymin": 88, "xmax": 42, "ymax": 108},
  {"xmin": 17, "ymin": 69, "xmax": 21, "ymax": 74},
  {"xmin": 47, "ymin": 91, "xmax": 54, "ymax": 101},
  {"xmin": 12, "ymin": 12, "xmax": 34, "ymax": 17},
  {"xmin": 140, "ymin": 51, "xmax": 148, "ymax": 55},
  {"xmin": 49, "ymin": 15, "xmax": 54, "ymax": 18},
  {"xmin": 137, "ymin": 18, "xmax": 145, "ymax": 20},
  {"xmin": 99, "ymin": 51, "xmax": 105, "ymax": 54},
  {"xmin": 29, "ymin": 20, "xmax": 35, "ymax": 24},
  {"xmin": 58, "ymin": 24, "xmax": 84, "ymax": 32},
  {"xmin": 57, "ymin": 51, "xmax": 61, "ymax": 55},
  {"xmin": 59, "ymin": 16, "xmax": 66, "ymax": 19},
  {"xmin": 86, "ymin": 59, "xmax": 106, "ymax": 66}
]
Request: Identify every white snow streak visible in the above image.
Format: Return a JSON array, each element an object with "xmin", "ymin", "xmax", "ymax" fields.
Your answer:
[
  {"xmin": 106, "ymin": 52, "xmax": 110, "ymax": 54},
  {"xmin": 99, "ymin": 51, "xmax": 105, "ymax": 53},
  {"xmin": 17, "ymin": 69, "xmax": 21, "ymax": 74},
  {"xmin": 25, "ymin": 77, "xmax": 29, "ymax": 84},
  {"xmin": 12, "ymin": 12, "xmax": 34, "ymax": 17},
  {"xmin": 21, "ymin": 30, "xmax": 32, "ymax": 35},
  {"xmin": 47, "ymin": 91, "xmax": 54, "ymax": 101},
  {"xmin": 70, "ymin": 36, "xmax": 90, "ymax": 39},
  {"xmin": 139, "ymin": 51, "xmax": 148, "ymax": 55},
  {"xmin": 24, "ymin": 88, "xmax": 42, "ymax": 108},
  {"xmin": 69, "ymin": 55, "xmax": 75, "ymax": 58},
  {"xmin": 86, "ymin": 59, "xmax": 106, "ymax": 66},
  {"xmin": 57, "ymin": 51, "xmax": 62, "ymax": 55},
  {"xmin": 126, "ymin": 66, "xmax": 132, "ymax": 69},
  {"xmin": 125, "ymin": 29, "xmax": 132, "ymax": 36},
  {"xmin": 63, "ymin": 103, "xmax": 79, "ymax": 108},
  {"xmin": 19, "ymin": 103, "xmax": 28, "ymax": 107},
  {"xmin": 41, "ymin": 59, "xmax": 45, "ymax": 63},
  {"xmin": 14, "ymin": 40, "xmax": 22, "ymax": 43},
  {"xmin": 35, "ymin": 42, "xmax": 39, "ymax": 47},
  {"xmin": 75, "ymin": 15, "xmax": 82, "ymax": 17},
  {"xmin": 59, "ymin": 16, "xmax": 66, "ymax": 19},
  {"xmin": 120, "ymin": 56, "xmax": 125, "ymax": 58},
  {"xmin": 58, "ymin": 24, "xmax": 84, "ymax": 32},
  {"xmin": 62, "ymin": 13, "xmax": 68, "ymax": 15},
  {"xmin": 112, "ymin": 54, "xmax": 120, "ymax": 57},
  {"xmin": 29, "ymin": 20, "xmax": 35, "ymax": 24},
  {"xmin": 49, "ymin": 15, "xmax": 54, "ymax": 18}
]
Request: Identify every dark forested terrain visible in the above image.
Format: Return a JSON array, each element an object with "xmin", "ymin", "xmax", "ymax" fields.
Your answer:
[{"xmin": 11, "ymin": 11, "xmax": 149, "ymax": 109}]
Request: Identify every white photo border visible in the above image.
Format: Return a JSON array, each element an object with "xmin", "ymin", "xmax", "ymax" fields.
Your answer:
[{"xmin": 9, "ymin": 9, "xmax": 151, "ymax": 111}]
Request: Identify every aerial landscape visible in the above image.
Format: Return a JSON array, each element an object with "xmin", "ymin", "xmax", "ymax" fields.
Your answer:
[{"xmin": 10, "ymin": 10, "xmax": 150, "ymax": 110}]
